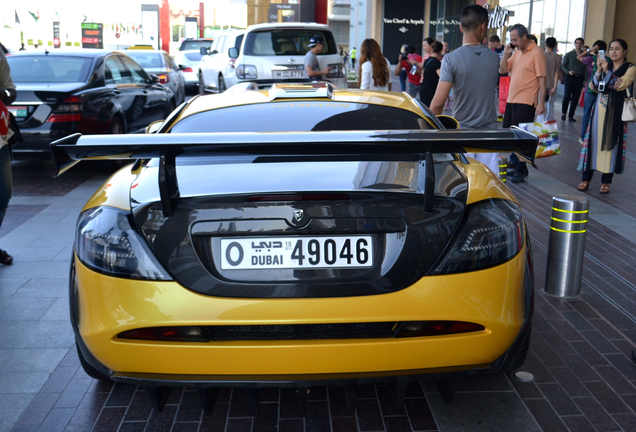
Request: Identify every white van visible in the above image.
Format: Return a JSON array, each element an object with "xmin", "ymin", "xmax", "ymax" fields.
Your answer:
[{"xmin": 228, "ymin": 22, "xmax": 347, "ymax": 90}]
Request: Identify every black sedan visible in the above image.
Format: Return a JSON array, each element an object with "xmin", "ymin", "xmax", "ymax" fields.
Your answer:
[{"xmin": 6, "ymin": 50, "xmax": 176, "ymax": 153}]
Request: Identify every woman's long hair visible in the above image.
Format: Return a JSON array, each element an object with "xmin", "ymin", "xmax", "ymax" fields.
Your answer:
[{"xmin": 358, "ymin": 38, "xmax": 389, "ymax": 87}]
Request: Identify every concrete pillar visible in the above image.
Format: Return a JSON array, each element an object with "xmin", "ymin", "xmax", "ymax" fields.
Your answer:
[{"xmin": 584, "ymin": 0, "xmax": 616, "ymax": 48}]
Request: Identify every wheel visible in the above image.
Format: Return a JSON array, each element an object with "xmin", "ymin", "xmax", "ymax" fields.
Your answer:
[
  {"xmin": 218, "ymin": 74, "xmax": 226, "ymax": 93},
  {"xmin": 109, "ymin": 116, "xmax": 124, "ymax": 134},
  {"xmin": 76, "ymin": 341, "xmax": 110, "ymax": 381},
  {"xmin": 198, "ymin": 72, "xmax": 206, "ymax": 95}
]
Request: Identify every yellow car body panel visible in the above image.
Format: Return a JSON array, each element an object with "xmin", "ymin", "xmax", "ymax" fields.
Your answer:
[
  {"xmin": 83, "ymin": 164, "xmax": 137, "ymax": 211},
  {"xmin": 75, "ymin": 247, "xmax": 526, "ymax": 376}
]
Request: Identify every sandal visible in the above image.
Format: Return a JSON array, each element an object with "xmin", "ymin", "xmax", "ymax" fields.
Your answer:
[
  {"xmin": 600, "ymin": 184, "xmax": 610, "ymax": 194},
  {"xmin": 577, "ymin": 181, "xmax": 589, "ymax": 191},
  {"xmin": 0, "ymin": 249, "xmax": 13, "ymax": 265}
]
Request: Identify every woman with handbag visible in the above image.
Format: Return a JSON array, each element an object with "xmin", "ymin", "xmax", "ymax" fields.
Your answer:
[{"xmin": 578, "ymin": 39, "xmax": 635, "ymax": 194}]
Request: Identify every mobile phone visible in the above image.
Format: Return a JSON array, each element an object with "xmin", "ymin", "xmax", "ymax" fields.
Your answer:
[{"xmin": 598, "ymin": 50, "xmax": 605, "ymax": 60}]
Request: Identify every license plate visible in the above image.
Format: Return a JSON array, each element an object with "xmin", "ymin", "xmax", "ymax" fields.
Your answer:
[
  {"xmin": 273, "ymin": 70, "xmax": 306, "ymax": 79},
  {"xmin": 220, "ymin": 236, "xmax": 373, "ymax": 270},
  {"xmin": 7, "ymin": 106, "xmax": 28, "ymax": 118}
]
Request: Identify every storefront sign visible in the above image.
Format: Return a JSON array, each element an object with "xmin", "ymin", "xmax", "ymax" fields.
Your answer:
[
  {"xmin": 382, "ymin": 1, "xmax": 426, "ymax": 60},
  {"xmin": 487, "ymin": 5, "xmax": 510, "ymax": 29},
  {"xmin": 81, "ymin": 23, "xmax": 103, "ymax": 49}
]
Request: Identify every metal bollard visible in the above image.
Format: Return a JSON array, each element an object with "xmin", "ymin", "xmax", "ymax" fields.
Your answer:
[
  {"xmin": 544, "ymin": 195, "xmax": 589, "ymax": 297},
  {"xmin": 499, "ymin": 157, "xmax": 508, "ymax": 182}
]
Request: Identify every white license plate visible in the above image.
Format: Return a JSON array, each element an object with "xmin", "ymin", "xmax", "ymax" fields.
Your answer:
[
  {"xmin": 273, "ymin": 70, "xmax": 306, "ymax": 79},
  {"xmin": 220, "ymin": 236, "xmax": 373, "ymax": 270},
  {"xmin": 7, "ymin": 106, "xmax": 28, "ymax": 118}
]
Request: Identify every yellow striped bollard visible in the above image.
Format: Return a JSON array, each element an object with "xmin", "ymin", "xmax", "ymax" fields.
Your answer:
[
  {"xmin": 499, "ymin": 157, "xmax": 508, "ymax": 182},
  {"xmin": 544, "ymin": 195, "xmax": 589, "ymax": 297}
]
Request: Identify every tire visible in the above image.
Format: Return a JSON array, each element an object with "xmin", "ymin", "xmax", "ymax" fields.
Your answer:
[
  {"xmin": 218, "ymin": 74, "xmax": 226, "ymax": 93},
  {"xmin": 511, "ymin": 322, "xmax": 532, "ymax": 371},
  {"xmin": 198, "ymin": 72, "xmax": 206, "ymax": 95},
  {"xmin": 109, "ymin": 116, "xmax": 124, "ymax": 135},
  {"xmin": 76, "ymin": 341, "xmax": 110, "ymax": 381}
]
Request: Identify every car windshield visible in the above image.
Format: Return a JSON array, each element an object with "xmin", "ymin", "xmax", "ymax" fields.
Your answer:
[
  {"xmin": 244, "ymin": 30, "xmax": 337, "ymax": 56},
  {"xmin": 180, "ymin": 40, "xmax": 212, "ymax": 51},
  {"xmin": 170, "ymin": 102, "xmax": 432, "ymax": 133},
  {"xmin": 7, "ymin": 56, "xmax": 93, "ymax": 83},
  {"xmin": 125, "ymin": 52, "xmax": 163, "ymax": 69}
]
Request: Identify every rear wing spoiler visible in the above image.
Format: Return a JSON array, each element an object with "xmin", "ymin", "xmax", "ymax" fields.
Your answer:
[{"xmin": 50, "ymin": 128, "xmax": 537, "ymax": 216}]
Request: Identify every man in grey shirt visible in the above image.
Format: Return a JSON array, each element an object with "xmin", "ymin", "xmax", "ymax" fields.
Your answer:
[
  {"xmin": 304, "ymin": 35, "xmax": 329, "ymax": 80},
  {"xmin": 429, "ymin": 4, "xmax": 500, "ymax": 173}
]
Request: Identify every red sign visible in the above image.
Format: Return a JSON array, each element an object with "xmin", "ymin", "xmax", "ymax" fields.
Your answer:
[{"xmin": 82, "ymin": 37, "xmax": 100, "ymax": 44}]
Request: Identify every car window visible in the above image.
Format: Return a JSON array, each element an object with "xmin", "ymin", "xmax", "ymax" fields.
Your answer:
[
  {"xmin": 7, "ymin": 56, "xmax": 93, "ymax": 83},
  {"xmin": 163, "ymin": 53, "xmax": 175, "ymax": 69},
  {"xmin": 121, "ymin": 56, "xmax": 149, "ymax": 84},
  {"xmin": 125, "ymin": 52, "xmax": 163, "ymax": 69},
  {"xmin": 185, "ymin": 53, "xmax": 203, "ymax": 62},
  {"xmin": 170, "ymin": 103, "xmax": 433, "ymax": 133},
  {"xmin": 234, "ymin": 35, "xmax": 244, "ymax": 54},
  {"xmin": 180, "ymin": 40, "xmax": 213, "ymax": 51},
  {"xmin": 244, "ymin": 30, "xmax": 337, "ymax": 56},
  {"xmin": 216, "ymin": 36, "xmax": 226, "ymax": 52},
  {"xmin": 105, "ymin": 56, "xmax": 132, "ymax": 84}
]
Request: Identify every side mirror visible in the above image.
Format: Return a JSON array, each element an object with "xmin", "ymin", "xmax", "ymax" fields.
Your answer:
[
  {"xmin": 437, "ymin": 115, "xmax": 460, "ymax": 130},
  {"xmin": 178, "ymin": 64, "xmax": 187, "ymax": 71},
  {"xmin": 146, "ymin": 120, "xmax": 164, "ymax": 134},
  {"xmin": 149, "ymin": 74, "xmax": 160, "ymax": 84},
  {"xmin": 199, "ymin": 47, "xmax": 208, "ymax": 55},
  {"xmin": 228, "ymin": 47, "xmax": 239, "ymax": 59}
]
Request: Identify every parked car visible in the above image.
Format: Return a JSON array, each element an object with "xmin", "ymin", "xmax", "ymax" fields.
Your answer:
[
  {"xmin": 52, "ymin": 83, "xmax": 537, "ymax": 412},
  {"xmin": 229, "ymin": 22, "xmax": 347, "ymax": 89},
  {"xmin": 173, "ymin": 50, "xmax": 204, "ymax": 92},
  {"xmin": 125, "ymin": 49, "xmax": 186, "ymax": 105},
  {"xmin": 179, "ymin": 38, "xmax": 213, "ymax": 52},
  {"xmin": 198, "ymin": 30, "xmax": 245, "ymax": 93},
  {"xmin": 6, "ymin": 50, "xmax": 176, "ymax": 153}
]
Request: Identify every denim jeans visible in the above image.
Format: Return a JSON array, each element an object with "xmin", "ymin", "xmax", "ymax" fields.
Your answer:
[
  {"xmin": 0, "ymin": 145, "xmax": 12, "ymax": 228},
  {"xmin": 580, "ymin": 91, "xmax": 597, "ymax": 140}
]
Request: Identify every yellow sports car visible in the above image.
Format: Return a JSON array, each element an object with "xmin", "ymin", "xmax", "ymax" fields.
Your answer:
[{"xmin": 52, "ymin": 83, "xmax": 537, "ymax": 412}]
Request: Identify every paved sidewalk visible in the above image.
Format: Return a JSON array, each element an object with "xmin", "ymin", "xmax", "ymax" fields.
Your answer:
[{"xmin": 2, "ymin": 101, "xmax": 636, "ymax": 432}]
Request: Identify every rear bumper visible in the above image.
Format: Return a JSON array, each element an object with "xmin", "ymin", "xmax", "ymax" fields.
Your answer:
[
  {"xmin": 13, "ymin": 123, "xmax": 80, "ymax": 153},
  {"xmin": 72, "ymin": 242, "xmax": 532, "ymax": 383}
]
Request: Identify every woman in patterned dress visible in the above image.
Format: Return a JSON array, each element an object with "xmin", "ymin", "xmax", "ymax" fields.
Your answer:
[{"xmin": 578, "ymin": 39, "xmax": 635, "ymax": 194}]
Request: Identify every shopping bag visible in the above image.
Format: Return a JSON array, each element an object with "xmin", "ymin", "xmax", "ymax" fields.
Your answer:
[
  {"xmin": 498, "ymin": 76, "xmax": 510, "ymax": 115},
  {"xmin": 518, "ymin": 119, "xmax": 560, "ymax": 158},
  {"xmin": 578, "ymin": 90, "xmax": 585, "ymax": 108}
]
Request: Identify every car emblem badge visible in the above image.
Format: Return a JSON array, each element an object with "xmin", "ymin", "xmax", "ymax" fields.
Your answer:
[
  {"xmin": 293, "ymin": 210, "xmax": 304, "ymax": 222},
  {"xmin": 288, "ymin": 58, "xmax": 295, "ymax": 64}
]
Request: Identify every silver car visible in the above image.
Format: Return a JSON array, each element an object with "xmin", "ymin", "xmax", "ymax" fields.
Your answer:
[
  {"xmin": 173, "ymin": 50, "xmax": 204, "ymax": 92},
  {"xmin": 125, "ymin": 50, "xmax": 186, "ymax": 105}
]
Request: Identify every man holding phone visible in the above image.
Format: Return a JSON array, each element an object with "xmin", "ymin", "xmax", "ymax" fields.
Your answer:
[
  {"xmin": 561, "ymin": 37, "xmax": 586, "ymax": 121},
  {"xmin": 499, "ymin": 23, "xmax": 546, "ymax": 183}
]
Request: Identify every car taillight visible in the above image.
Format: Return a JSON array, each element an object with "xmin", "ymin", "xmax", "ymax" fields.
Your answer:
[
  {"xmin": 327, "ymin": 63, "xmax": 345, "ymax": 78},
  {"xmin": 47, "ymin": 95, "xmax": 83, "ymax": 122},
  {"xmin": 157, "ymin": 74, "xmax": 169, "ymax": 84},
  {"xmin": 236, "ymin": 64, "xmax": 257, "ymax": 79},
  {"xmin": 182, "ymin": 67, "xmax": 193, "ymax": 72},
  {"xmin": 229, "ymin": 58, "xmax": 237, "ymax": 68},
  {"xmin": 75, "ymin": 206, "xmax": 172, "ymax": 280},
  {"xmin": 429, "ymin": 199, "xmax": 524, "ymax": 275}
]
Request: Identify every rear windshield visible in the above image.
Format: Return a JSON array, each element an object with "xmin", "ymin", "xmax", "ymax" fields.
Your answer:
[
  {"xmin": 243, "ymin": 30, "xmax": 337, "ymax": 56},
  {"xmin": 170, "ymin": 102, "xmax": 432, "ymax": 133},
  {"xmin": 185, "ymin": 53, "xmax": 204, "ymax": 62},
  {"xmin": 7, "ymin": 56, "xmax": 93, "ymax": 83},
  {"xmin": 180, "ymin": 40, "xmax": 213, "ymax": 51},
  {"xmin": 125, "ymin": 52, "xmax": 163, "ymax": 69}
]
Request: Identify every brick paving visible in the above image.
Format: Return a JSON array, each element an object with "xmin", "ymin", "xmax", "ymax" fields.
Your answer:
[{"xmin": 3, "ymin": 102, "xmax": 636, "ymax": 431}]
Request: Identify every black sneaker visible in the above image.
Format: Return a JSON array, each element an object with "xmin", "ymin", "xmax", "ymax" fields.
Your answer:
[
  {"xmin": 569, "ymin": 117, "xmax": 576, "ymax": 122},
  {"xmin": 561, "ymin": 114, "xmax": 566, "ymax": 121}
]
